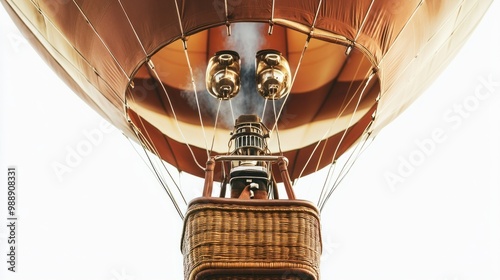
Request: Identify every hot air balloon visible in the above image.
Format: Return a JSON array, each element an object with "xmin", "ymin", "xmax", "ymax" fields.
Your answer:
[{"xmin": 1, "ymin": 0, "xmax": 495, "ymax": 279}]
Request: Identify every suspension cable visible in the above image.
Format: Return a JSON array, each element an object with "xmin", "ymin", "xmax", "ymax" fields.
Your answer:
[
  {"xmin": 261, "ymin": 99, "xmax": 269, "ymax": 124},
  {"xmin": 317, "ymin": 70, "xmax": 376, "ymax": 207},
  {"xmin": 173, "ymin": 0, "xmax": 211, "ymax": 160},
  {"xmin": 210, "ymin": 100, "xmax": 223, "ymax": 155},
  {"xmin": 118, "ymin": 0, "xmax": 229, "ymax": 213},
  {"xmin": 72, "ymin": 0, "xmax": 191, "ymax": 207},
  {"xmin": 295, "ymin": 65, "xmax": 374, "ymax": 182},
  {"xmin": 316, "ymin": 94, "xmax": 368, "ymax": 205},
  {"xmin": 354, "ymin": 0, "xmax": 375, "ymax": 42},
  {"xmin": 268, "ymin": 0, "xmax": 276, "ymax": 35},
  {"xmin": 27, "ymin": 0, "xmax": 125, "ymax": 106},
  {"xmin": 269, "ymin": 0, "xmax": 323, "ymax": 138},
  {"xmin": 318, "ymin": 123, "xmax": 375, "ymax": 211},
  {"xmin": 294, "ymin": 46, "xmax": 367, "ymax": 183},
  {"xmin": 116, "ymin": 0, "xmax": 147, "ymax": 55},
  {"xmin": 319, "ymin": 109, "xmax": 378, "ymax": 210},
  {"xmin": 117, "ymin": 0, "xmax": 205, "ymax": 171},
  {"xmin": 272, "ymin": 100, "xmax": 283, "ymax": 155},
  {"xmin": 130, "ymin": 124, "xmax": 185, "ymax": 219},
  {"xmin": 378, "ymin": 1, "xmax": 424, "ymax": 66},
  {"xmin": 148, "ymin": 62, "xmax": 206, "ymax": 170},
  {"xmin": 72, "ymin": 0, "xmax": 130, "ymax": 82},
  {"xmin": 328, "ymin": 70, "xmax": 376, "ymax": 166},
  {"xmin": 37, "ymin": 0, "xmax": 189, "ymax": 218},
  {"xmin": 128, "ymin": 93, "xmax": 188, "ymax": 206},
  {"xmin": 228, "ymin": 99, "xmax": 236, "ymax": 125}
]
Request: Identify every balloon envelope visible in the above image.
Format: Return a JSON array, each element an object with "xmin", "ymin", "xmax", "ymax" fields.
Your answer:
[{"xmin": 1, "ymin": 0, "xmax": 493, "ymax": 180}]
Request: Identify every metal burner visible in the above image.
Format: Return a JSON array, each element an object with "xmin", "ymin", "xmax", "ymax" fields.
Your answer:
[
  {"xmin": 228, "ymin": 114, "xmax": 271, "ymax": 198},
  {"xmin": 255, "ymin": 49, "xmax": 291, "ymax": 100},
  {"xmin": 205, "ymin": 50, "xmax": 241, "ymax": 100}
]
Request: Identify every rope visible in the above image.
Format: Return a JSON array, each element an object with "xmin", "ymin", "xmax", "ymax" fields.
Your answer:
[
  {"xmin": 272, "ymin": 100, "xmax": 283, "ymax": 155},
  {"xmin": 296, "ymin": 65, "xmax": 374, "ymax": 181},
  {"xmin": 210, "ymin": 100, "xmax": 223, "ymax": 155},
  {"xmin": 173, "ymin": 0, "xmax": 211, "ymax": 160},
  {"xmin": 354, "ymin": 0, "xmax": 375, "ymax": 42},
  {"xmin": 318, "ymin": 122, "xmax": 375, "ymax": 211},
  {"xmin": 130, "ymin": 124, "xmax": 185, "ymax": 219},
  {"xmin": 268, "ymin": 0, "xmax": 276, "ymax": 34},
  {"xmin": 269, "ymin": 0, "xmax": 323, "ymax": 138},
  {"xmin": 25, "ymin": 0, "xmax": 125, "ymax": 106},
  {"xmin": 261, "ymin": 99, "xmax": 269, "ymax": 124},
  {"xmin": 229, "ymin": 99, "xmax": 236, "ymax": 125},
  {"xmin": 317, "ymin": 70, "xmax": 376, "ymax": 208},
  {"xmin": 72, "ymin": 0, "xmax": 130, "ymax": 82},
  {"xmin": 117, "ymin": 0, "xmax": 205, "ymax": 170}
]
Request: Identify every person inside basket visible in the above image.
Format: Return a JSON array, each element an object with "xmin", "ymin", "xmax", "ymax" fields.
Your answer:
[
  {"xmin": 236, "ymin": 182, "xmax": 268, "ymax": 199},
  {"xmin": 229, "ymin": 165, "xmax": 269, "ymax": 199}
]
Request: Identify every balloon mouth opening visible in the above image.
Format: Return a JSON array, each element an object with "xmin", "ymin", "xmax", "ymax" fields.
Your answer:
[{"xmin": 125, "ymin": 23, "xmax": 381, "ymax": 181}]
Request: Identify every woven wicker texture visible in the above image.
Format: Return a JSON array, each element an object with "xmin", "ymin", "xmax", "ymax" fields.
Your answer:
[{"xmin": 181, "ymin": 198, "xmax": 322, "ymax": 280}]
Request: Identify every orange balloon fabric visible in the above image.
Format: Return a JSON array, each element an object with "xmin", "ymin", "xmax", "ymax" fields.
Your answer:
[{"xmin": 1, "ymin": 0, "xmax": 493, "ymax": 180}]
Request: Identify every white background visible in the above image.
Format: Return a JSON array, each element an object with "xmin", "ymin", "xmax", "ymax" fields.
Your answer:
[{"xmin": 1, "ymin": 2, "xmax": 499, "ymax": 280}]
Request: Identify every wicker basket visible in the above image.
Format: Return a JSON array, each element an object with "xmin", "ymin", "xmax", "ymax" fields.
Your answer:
[{"xmin": 181, "ymin": 198, "xmax": 322, "ymax": 280}]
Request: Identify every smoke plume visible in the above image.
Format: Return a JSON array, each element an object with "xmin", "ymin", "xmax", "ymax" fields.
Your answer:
[{"xmin": 181, "ymin": 23, "xmax": 283, "ymax": 129}]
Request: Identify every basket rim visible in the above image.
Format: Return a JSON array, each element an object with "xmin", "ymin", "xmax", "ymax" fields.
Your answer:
[{"xmin": 186, "ymin": 197, "xmax": 320, "ymax": 211}]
